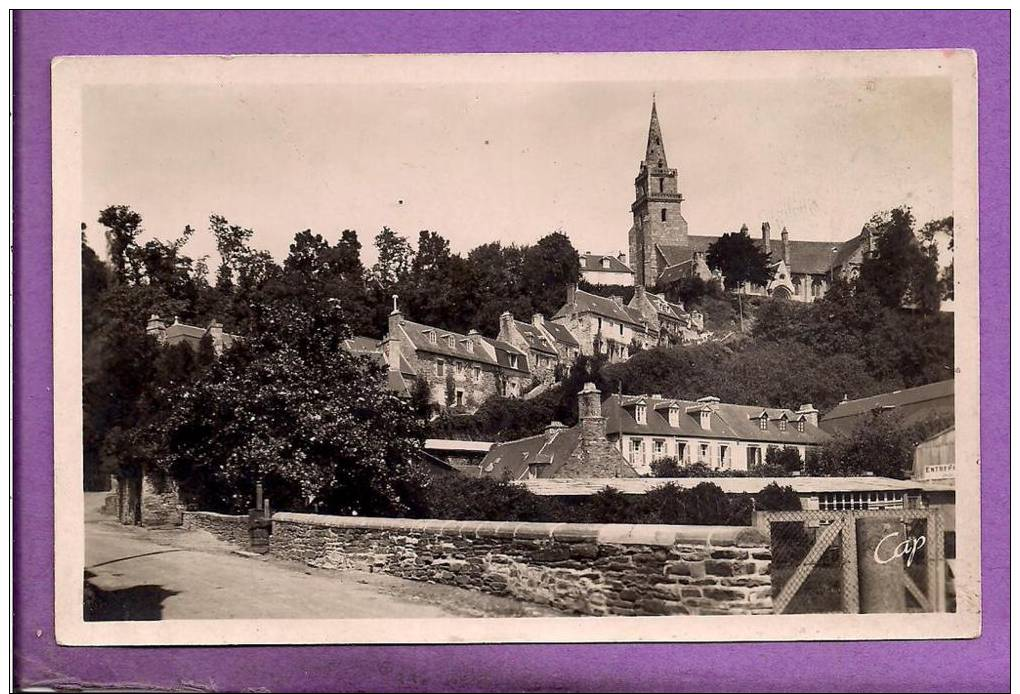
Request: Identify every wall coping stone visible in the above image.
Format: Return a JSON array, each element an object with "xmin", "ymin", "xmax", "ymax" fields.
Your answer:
[
  {"xmin": 271, "ymin": 513, "xmax": 767, "ymax": 547},
  {"xmin": 182, "ymin": 511, "xmax": 248, "ymax": 520}
]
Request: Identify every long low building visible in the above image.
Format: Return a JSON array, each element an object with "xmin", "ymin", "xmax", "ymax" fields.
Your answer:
[{"xmin": 517, "ymin": 475, "xmax": 954, "ymax": 518}]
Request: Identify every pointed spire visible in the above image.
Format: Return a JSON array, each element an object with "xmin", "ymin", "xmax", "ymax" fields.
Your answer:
[{"xmin": 645, "ymin": 98, "xmax": 668, "ymax": 169}]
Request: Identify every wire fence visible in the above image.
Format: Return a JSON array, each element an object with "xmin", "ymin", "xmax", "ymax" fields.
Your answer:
[{"xmin": 755, "ymin": 509, "xmax": 948, "ymax": 615}]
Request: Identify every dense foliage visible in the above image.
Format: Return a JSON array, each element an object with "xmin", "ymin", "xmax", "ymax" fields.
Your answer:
[
  {"xmin": 706, "ymin": 228, "xmax": 775, "ymax": 290},
  {"xmin": 418, "ymin": 477, "xmax": 797, "ymax": 526}
]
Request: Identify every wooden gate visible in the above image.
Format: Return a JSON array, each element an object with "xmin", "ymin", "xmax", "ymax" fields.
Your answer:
[{"xmin": 754, "ymin": 508, "xmax": 947, "ymax": 614}]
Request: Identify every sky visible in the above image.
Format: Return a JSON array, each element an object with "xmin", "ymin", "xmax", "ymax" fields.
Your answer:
[{"xmin": 82, "ymin": 74, "xmax": 953, "ymax": 270}]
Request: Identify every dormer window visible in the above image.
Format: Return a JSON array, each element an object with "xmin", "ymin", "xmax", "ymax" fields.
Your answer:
[
  {"xmin": 667, "ymin": 405, "xmax": 680, "ymax": 428},
  {"xmin": 797, "ymin": 420, "xmax": 806, "ymax": 433},
  {"xmin": 447, "ymin": 335, "xmax": 455, "ymax": 349},
  {"xmin": 759, "ymin": 414, "xmax": 769, "ymax": 430},
  {"xmin": 779, "ymin": 420, "xmax": 788, "ymax": 432},
  {"xmin": 699, "ymin": 410, "xmax": 711, "ymax": 431},
  {"xmin": 635, "ymin": 404, "xmax": 647, "ymax": 425},
  {"xmin": 509, "ymin": 354, "xmax": 519, "ymax": 370},
  {"xmin": 427, "ymin": 331, "xmax": 437, "ymax": 345},
  {"xmin": 601, "ymin": 257, "xmax": 611, "ymax": 269}
]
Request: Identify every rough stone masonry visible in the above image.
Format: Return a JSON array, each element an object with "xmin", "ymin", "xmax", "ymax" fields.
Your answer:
[{"xmin": 268, "ymin": 514, "xmax": 773, "ymax": 616}]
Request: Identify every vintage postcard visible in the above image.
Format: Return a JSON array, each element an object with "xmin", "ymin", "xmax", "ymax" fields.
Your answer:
[{"xmin": 52, "ymin": 50, "xmax": 979, "ymax": 646}]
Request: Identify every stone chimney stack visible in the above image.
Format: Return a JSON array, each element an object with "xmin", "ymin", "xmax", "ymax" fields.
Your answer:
[
  {"xmin": 797, "ymin": 403, "xmax": 820, "ymax": 427},
  {"xmin": 618, "ymin": 250, "xmax": 627, "ymax": 265},
  {"xmin": 761, "ymin": 222, "xmax": 771, "ymax": 253},
  {"xmin": 531, "ymin": 313, "xmax": 544, "ymax": 329},
  {"xmin": 207, "ymin": 319, "xmax": 224, "ymax": 354},
  {"xmin": 577, "ymin": 382, "xmax": 605, "ymax": 440},
  {"xmin": 634, "ymin": 285, "xmax": 646, "ymax": 303},
  {"xmin": 388, "ymin": 295, "xmax": 403, "ymax": 336},
  {"xmin": 781, "ymin": 226, "xmax": 790, "ymax": 266},
  {"xmin": 566, "ymin": 283, "xmax": 577, "ymax": 309},
  {"xmin": 612, "ymin": 296, "xmax": 624, "ymax": 307},
  {"xmin": 146, "ymin": 314, "xmax": 166, "ymax": 343},
  {"xmin": 544, "ymin": 420, "xmax": 568, "ymax": 441},
  {"xmin": 498, "ymin": 311, "xmax": 515, "ymax": 341}
]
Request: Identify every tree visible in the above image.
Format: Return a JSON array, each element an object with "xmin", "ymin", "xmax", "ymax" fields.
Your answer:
[
  {"xmin": 858, "ymin": 207, "xmax": 940, "ymax": 314},
  {"xmin": 371, "ymin": 226, "xmax": 415, "ymax": 289},
  {"xmin": 921, "ymin": 215, "xmax": 954, "ymax": 301},
  {"xmin": 805, "ymin": 413, "xmax": 915, "ymax": 479},
  {"xmin": 153, "ymin": 292, "xmax": 428, "ymax": 515},
  {"xmin": 649, "ymin": 456, "xmax": 684, "ymax": 477},
  {"xmin": 706, "ymin": 228, "xmax": 775, "ymax": 291},
  {"xmin": 98, "ymin": 205, "xmax": 144, "ymax": 284},
  {"xmin": 521, "ymin": 231, "xmax": 581, "ymax": 318}
]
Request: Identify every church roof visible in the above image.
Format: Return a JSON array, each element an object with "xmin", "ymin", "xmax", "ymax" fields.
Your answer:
[
  {"xmin": 656, "ymin": 233, "xmax": 863, "ymax": 279},
  {"xmin": 644, "ymin": 100, "xmax": 669, "ymax": 169}
]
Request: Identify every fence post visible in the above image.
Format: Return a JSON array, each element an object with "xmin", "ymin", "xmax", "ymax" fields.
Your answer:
[
  {"xmin": 856, "ymin": 517, "xmax": 906, "ymax": 613},
  {"xmin": 926, "ymin": 512, "xmax": 947, "ymax": 612},
  {"xmin": 840, "ymin": 515, "xmax": 860, "ymax": 613}
]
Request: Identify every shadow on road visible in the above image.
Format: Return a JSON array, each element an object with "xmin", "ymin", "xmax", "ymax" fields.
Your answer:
[{"xmin": 83, "ymin": 570, "xmax": 179, "ymax": 621}]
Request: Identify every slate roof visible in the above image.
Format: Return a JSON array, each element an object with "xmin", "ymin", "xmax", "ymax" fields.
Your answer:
[
  {"xmin": 482, "ymin": 337, "xmax": 532, "ymax": 375},
  {"xmin": 553, "ymin": 289, "xmax": 648, "ymax": 327},
  {"xmin": 514, "ymin": 320, "xmax": 558, "ymax": 355},
  {"xmin": 656, "ymin": 233, "xmax": 863, "ymax": 278},
  {"xmin": 602, "ymin": 394, "xmax": 830, "ymax": 445},
  {"xmin": 397, "ymin": 320, "xmax": 527, "ymax": 374},
  {"xmin": 580, "ymin": 253, "xmax": 634, "ymax": 274},
  {"xmin": 163, "ymin": 321, "xmax": 239, "ymax": 349},
  {"xmin": 540, "ymin": 320, "xmax": 580, "ymax": 348},
  {"xmin": 478, "ymin": 427, "xmax": 582, "ymax": 481},
  {"xmin": 644, "ymin": 291, "xmax": 686, "ymax": 320},
  {"xmin": 655, "ymin": 259, "xmax": 697, "ymax": 286},
  {"xmin": 821, "ymin": 379, "xmax": 954, "ymax": 435}
]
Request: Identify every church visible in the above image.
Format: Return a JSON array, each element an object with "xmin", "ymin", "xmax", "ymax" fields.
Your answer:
[{"xmin": 626, "ymin": 100, "xmax": 873, "ymax": 303}]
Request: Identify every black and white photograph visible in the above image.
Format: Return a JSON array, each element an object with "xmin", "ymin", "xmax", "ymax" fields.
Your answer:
[{"xmin": 51, "ymin": 50, "xmax": 979, "ymax": 645}]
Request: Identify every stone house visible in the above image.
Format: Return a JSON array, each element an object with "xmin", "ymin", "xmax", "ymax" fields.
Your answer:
[
  {"xmin": 601, "ymin": 393, "xmax": 828, "ymax": 476},
  {"xmin": 145, "ymin": 314, "xmax": 238, "ymax": 354},
  {"xmin": 379, "ymin": 305, "xmax": 534, "ymax": 412},
  {"xmin": 626, "ymin": 285, "xmax": 702, "ymax": 345},
  {"xmin": 477, "ymin": 382, "xmax": 638, "ymax": 480},
  {"xmin": 551, "ymin": 285, "xmax": 657, "ymax": 363},
  {"xmin": 496, "ymin": 311, "xmax": 581, "ymax": 384},
  {"xmin": 579, "ymin": 251, "xmax": 635, "ymax": 286}
]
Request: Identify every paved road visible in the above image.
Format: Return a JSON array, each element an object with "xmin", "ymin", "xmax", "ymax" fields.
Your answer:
[{"xmin": 84, "ymin": 493, "xmax": 555, "ymax": 620}]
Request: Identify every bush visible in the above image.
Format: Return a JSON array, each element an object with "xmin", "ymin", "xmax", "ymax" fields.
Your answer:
[
  {"xmin": 414, "ymin": 475, "xmax": 567, "ymax": 522},
  {"xmin": 646, "ymin": 458, "xmax": 748, "ymax": 478}
]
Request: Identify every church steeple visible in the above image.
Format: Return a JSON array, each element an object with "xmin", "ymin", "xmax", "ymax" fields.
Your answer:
[
  {"xmin": 628, "ymin": 97, "xmax": 689, "ymax": 288},
  {"xmin": 645, "ymin": 99, "xmax": 668, "ymax": 169}
]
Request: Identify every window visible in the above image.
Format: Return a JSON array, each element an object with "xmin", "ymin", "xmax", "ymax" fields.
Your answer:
[
  {"xmin": 597, "ymin": 316, "xmax": 603, "ymax": 331},
  {"xmin": 676, "ymin": 440, "xmax": 687, "ymax": 461},
  {"xmin": 601, "ymin": 257, "xmax": 611, "ymax": 269},
  {"xmin": 428, "ymin": 331, "xmax": 437, "ymax": 345},
  {"xmin": 658, "ymin": 178, "xmax": 664, "ymax": 193},
  {"xmin": 797, "ymin": 420, "xmax": 805, "ymax": 433},
  {"xmin": 668, "ymin": 407, "xmax": 680, "ymax": 428},
  {"xmin": 819, "ymin": 491, "xmax": 904, "ymax": 512},
  {"xmin": 436, "ymin": 360, "xmax": 445, "ymax": 377},
  {"xmin": 653, "ymin": 439, "xmax": 665, "ymax": 457},
  {"xmin": 619, "ymin": 323, "xmax": 624, "ymax": 336},
  {"xmin": 759, "ymin": 415, "xmax": 769, "ymax": 431},
  {"xmin": 779, "ymin": 419, "xmax": 787, "ymax": 432},
  {"xmin": 699, "ymin": 442, "xmax": 711, "ymax": 463},
  {"xmin": 472, "ymin": 366, "xmax": 481, "ymax": 382},
  {"xmin": 719, "ymin": 444, "xmax": 730, "ymax": 469},
  {"xmin": 661, "ymin": 208, "xmax": 667, "ymax": 222},
  {"xmin": 748, "ymin": 446, "xmax": 763, "ymax": 468},
  {"xmin": 509, "ymin": 354, "xmax": 519, "ymax": 370},
  {"xmin": 455, "ymin": 390, "xmax": 464, "ymax": 407},
  {"xmin": 635, "ymin": 404, "xmax": 647, "ymax": 424},
  {"xmin": 447, "ymin": 335, "xmax": 456, "ymax": 349}
]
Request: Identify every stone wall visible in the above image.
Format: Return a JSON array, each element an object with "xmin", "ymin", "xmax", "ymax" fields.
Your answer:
[
  {"xmin": 140, "ymin": 475, "xmax": 182, "ymax": 526},
  {"xmin": 181, "ymin": 511, "xmax": 251, "ymax": 548},
  {"xmin": 269, "ymin": 514, "xmax": 773, "ymax": 616}
]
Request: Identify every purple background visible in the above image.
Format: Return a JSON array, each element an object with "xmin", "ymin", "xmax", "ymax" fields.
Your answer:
[{"xmin": 13, "ymin": 10, "xmax": 1009, "ymax": 692}]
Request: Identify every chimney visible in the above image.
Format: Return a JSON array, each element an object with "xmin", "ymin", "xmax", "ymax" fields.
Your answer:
[
  {"xmin": 577, "ymin": 382, "xmax": 606, "ymax": 439},
  {"xmin": 498, "ymin": 311, "xmax": 514, "ymax": 342},
  {"xmin": 531, "ymin": 313, "xmax": 544, "ymax": 328},
  {"xmin": 797, "ymin": 403, "xmax": 820, "ymax": 427},
  {"xmin": 781, "ymin": 226, "xmax": 790, "ymax": 266},
  {"xmin": 634, "ymin": 285, "xmax": 646, "ymax": 303},
  {"xmin": 740, "ymin": 223, "xmax": 749, "ymax": 235},
  {"xmin": 544, "ymin": 420, "xmax": 568, "ymax": 441},
  {"xmin": 566, "ymin": 283, "xmax": 577, "ymax": 308},
  {"xmin": 761, "ymin": 222, "xmax": 771, "ymax": 253},
  {"xmin": 612, "ymin": 295, "xmax": 624, "ymax": 307},
  {"xmin": 617, "ymin": 251, "xmax": 627, "ymax": 265},
  {"xmin": 146, "ymin": 314, "xmax": 166, "ymax": 342},
  {"xmin": 207, "ymin": 319, "xmax": 225, "ymax": 354},
  {"xmin": 388, "ymin": 295, "xmax": 403, "ymax": 336}
]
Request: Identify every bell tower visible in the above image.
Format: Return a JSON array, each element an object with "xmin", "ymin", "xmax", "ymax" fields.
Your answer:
[{"xmin": 628, "ymin": 98, "xmax": 688, "ymax": 287}]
